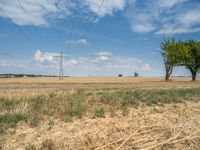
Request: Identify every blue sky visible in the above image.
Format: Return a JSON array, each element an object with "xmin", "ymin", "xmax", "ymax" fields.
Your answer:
[{"xmin": 0, "ymin": 0, "xmax": 200, "ymax": 76}]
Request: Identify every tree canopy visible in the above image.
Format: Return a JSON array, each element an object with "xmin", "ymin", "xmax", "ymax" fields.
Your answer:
[{"xmin": 161, "ymin": 39, "xmax": 200, "ymax": 81}]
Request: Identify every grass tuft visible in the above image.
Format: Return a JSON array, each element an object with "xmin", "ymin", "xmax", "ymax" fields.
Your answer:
[
  {"xmin": 0, "ymin": 113, "xmax": 28, "ymax": 134},
  {"xmin": 94, "ymin": 108, "xmax": 105, "ymax": 118},
  {"xmin": 29, "ymin": 116, "xmax": 40, "ymax": 128},
  {"xmin": 25, "ymin": 143, "xmax": 36, "ymax": 150}
]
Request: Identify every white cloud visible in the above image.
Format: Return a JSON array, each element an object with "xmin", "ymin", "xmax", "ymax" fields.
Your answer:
[
  {"xmin": 65, "ymin": 39, "xmax": 89, "ymax": 45},
  {"xmin": 127, "ymin": 0, "xmax": 200, "ymax": 35},
  {"xmin": 0, "ymin": 0, "xmax": 128, "ymax": 26},
  {"xmin": 131, "ymin": 23, "xmax": 155, "ymax": 33},
  {"xmin": 155, "ymin": 7, "xmax": 200, "ymax": 35},
  {"xmin": 0, "ymin": 50, "xmax": 154, "ymax": 76},
  {"xmin": 0, "ymin": 0, "xmax": 59, "ymax": 26},
  {"xmin": 94, "ymin": 51, "xmax": 112, "ymax": 62},
  {"xmin": 141, "ymin": 63, "xmax": 151, "ymax": 71},
  {"xmin": 32, "ymin": 50, "xmax": 153, "ymax": 75},
  {"xmin": 69, "ymin": 59, "xmax": 79, "ymax": 65},
  {"xmin": 178, "ymin": 9, "xmax": 200, "ymax": 26},
  {"xmin": 95, "ymin": 51, "xmax": 112, "ymax": 57},
  {"xmin": 0, "ymin": 60, "xmax": 29, "ymax": 68},
  {"xmin": 34, "ymin": 50, "xmax": 60, "ymax": 63},
  {"xmin": 157, "ymin": 0, "xmax": 187, "ymax": 9},
  {"xmin": 156, "ymin": 26, "xmax": 200, "ymax": 35},
  {"xmin": 83, "ymin": 0, "xmax": 126, "ymax": 17}
]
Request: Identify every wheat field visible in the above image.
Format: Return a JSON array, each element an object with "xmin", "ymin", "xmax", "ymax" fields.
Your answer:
[{"xmin": 0, "ymin": 77, "xmax": 200, "ymax": 150}]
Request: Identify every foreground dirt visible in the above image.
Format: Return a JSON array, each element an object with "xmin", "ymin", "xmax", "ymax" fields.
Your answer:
[{"xmin": 1, "ymin": 101, "xmax": 200, "ymax": 150}]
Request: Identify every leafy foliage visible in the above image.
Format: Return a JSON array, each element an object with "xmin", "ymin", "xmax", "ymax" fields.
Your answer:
[
  {"xmin": 184, "ymin": 40, "xmax": 200, "ymax": 81},
  {"xmin": 161, "ymin": 39, "xmax": 199, "ymax": 81}
]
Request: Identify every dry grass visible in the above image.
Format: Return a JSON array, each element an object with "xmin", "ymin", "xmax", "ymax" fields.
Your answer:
[
  {"xmin": 1, "ymin": 101, "xmax": 200, "ymax": 150},
  {"xmin": 0, "ymin": 77, "xmax": 200, "ymax": 149}
]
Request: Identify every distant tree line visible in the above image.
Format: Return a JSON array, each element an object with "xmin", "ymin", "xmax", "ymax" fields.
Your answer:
[
  {"xmin": 0, "ymin": 74, "xmax": 67, "ymax": 78},
  {"xmin": 161, "ymin": 39, "xmax": 200, "ymax": 81}
]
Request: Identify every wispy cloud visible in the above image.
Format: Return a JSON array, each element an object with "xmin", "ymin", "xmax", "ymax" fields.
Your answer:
[
  {"xmin": 126, "ymin": 0, "xmax": 200, "ymax": 35},
  {"xmin": 0, "ymin": 0, "xmax": 58, "ymax": 26},
  {"xmin": 131, "ymin": 23, "xmax": 155, "ymax": 33},
  {"xmin": 0, "ymin": 59, "xmax": 29, "ymax": 68},
  {"xmin": 0, "ymin": 0, "xmax": 128, "ymax": 26},
  {"xmin": 84, "ymin": 0, "xmax": 126, "ymax": 17},
  {"xmin": 65, "ymin": 39, "xmax": 89, "ymax": 46}
]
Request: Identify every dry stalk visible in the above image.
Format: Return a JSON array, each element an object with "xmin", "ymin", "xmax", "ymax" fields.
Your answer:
[{"xmin": 115, "ymin": 125, "xmax": 156, "ymax": 150}]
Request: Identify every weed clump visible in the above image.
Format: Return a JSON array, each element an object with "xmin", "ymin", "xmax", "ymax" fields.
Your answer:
[
  {"xmin": 94, "ymin": 108, "xmax": 105, "ymax": 118},
  {"xmin": 48, "ymin": 92, "xmax": 56, "ymax": 99},
  {"xmin": 0, "ymin": 113, "xmax": 28, "ymax": 125},
  {"xmin": 0, "ymin": 98, "xmax": 20, "ymax": 111},
  {"xmin": 29, "ymin": 116, "xmax": 40, "ymax": 128},
  {"xmin": 0, "ymin": 113, "xmax": 28, "ymax": 134}
]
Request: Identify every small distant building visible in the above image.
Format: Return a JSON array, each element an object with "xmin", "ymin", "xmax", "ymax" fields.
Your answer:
[{"xmin": 118, "ymin": 74, "xmax": 123, "ymax": 77}]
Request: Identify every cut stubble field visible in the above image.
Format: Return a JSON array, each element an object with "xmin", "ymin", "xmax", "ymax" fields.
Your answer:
[
  {"xmin": 0, "ymin": 77, "xmax": 200, "ymax": 91},
  {"xmin": 0, "ymin": 77, "xmax": 200, "ymax": 150}
]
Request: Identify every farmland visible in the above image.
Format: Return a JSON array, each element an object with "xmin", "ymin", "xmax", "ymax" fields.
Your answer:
[{"xmin": 0, "ymin": 77, "xmax": 200, "ymax": 149}]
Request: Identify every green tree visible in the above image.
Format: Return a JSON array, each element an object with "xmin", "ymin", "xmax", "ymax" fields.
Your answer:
[
  {"xmin": 134, "ymin": 72, "xmax": 139, "ymax": 77},
  {"xmin": 161, "ymin": 39, "xmax": 188, "ymax": 81},
  {"xmin": 184, "ymin": 40, "xmax": 200, "ymax": 81}
]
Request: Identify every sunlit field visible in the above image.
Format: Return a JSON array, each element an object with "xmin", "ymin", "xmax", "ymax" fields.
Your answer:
[{"xmin": 0, "ymin": 77, "xmax": 200, "ymax": 149}]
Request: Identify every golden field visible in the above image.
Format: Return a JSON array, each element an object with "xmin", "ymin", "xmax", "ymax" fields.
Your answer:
[
  {"xmin": 0, "ymin": 77, "xmax": 200, "ymax": 91},
  {"xmin": 0, "ymin": 77, "xmax": 200, "ymax": 150}
]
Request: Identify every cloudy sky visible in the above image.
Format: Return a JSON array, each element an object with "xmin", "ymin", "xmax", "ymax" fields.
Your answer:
[{"xmin": 0, "ymin": 0, "xmax": 200, "ymax": 76}]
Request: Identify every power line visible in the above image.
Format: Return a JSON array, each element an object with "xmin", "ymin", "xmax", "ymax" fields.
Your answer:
[
  {"xmin": 16, "ymin": 0, "xmax": 49, "ymax": 50},
  {"xmin": 65, "ymin": 0, "xmax": 79, "ymax": 51},
  {"xmin": 68, "ymin": 0, "xmax": 78, "ymax": 42},
  {"xmin": 46, "ymin": 0, "xmax": 79, "ymax": 50},
  {"xmin": 83, "ymin": 0, "xmax": 105, "ymax": 38},
  {"xmin": 45, "ymin": 0, "xmax": 79, "ymax": 78},
  {"xmin": 74, "ymin": 0, "xmax": 105, "ymax": 51},
  {"xmin": 0, "ymin": 7, "xmax": 41, "ymax": 50}
]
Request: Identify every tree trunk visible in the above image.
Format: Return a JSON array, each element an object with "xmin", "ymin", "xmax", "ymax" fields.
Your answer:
[
  {"xmin": 165, "ymin": 66, "xmax": 173, "ymax": 81},
  {"xmin": 192, "ymin": 71, "xmax": 197, "ymax": 81},
  {"xmin": 165, "ymin": 73, "xmax": 170, "ymax": 81}
]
